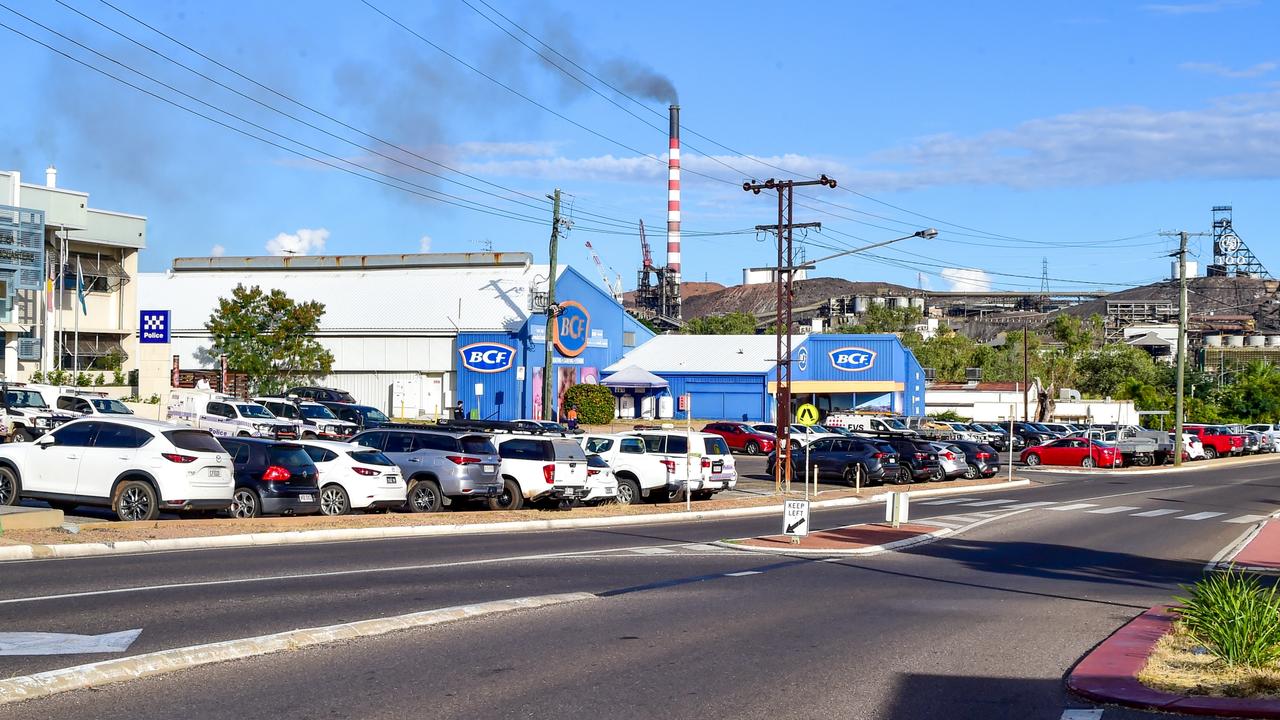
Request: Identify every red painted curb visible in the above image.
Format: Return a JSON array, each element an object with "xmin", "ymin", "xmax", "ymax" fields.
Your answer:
[
  {"xmin": 1233, "ymin": 521, "xmax": 1280, "ymax": 571},
  {"xmin": 1068, "ymin": 605, "xmax": 1280, "ymax": 718}
]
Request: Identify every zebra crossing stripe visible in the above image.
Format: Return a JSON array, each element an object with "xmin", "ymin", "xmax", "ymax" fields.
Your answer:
[
  {"xmin": 1224, "ymin": 514, "xmax": 1270, "ymax": 524},
  {"xmin": 1047, "ymin": 503, "xmax": 1098, "ymax": 511},
  {"xmin": 1130, "ymin": 509, "xmax": 1180, "ymax": 517},
  {"xmin": 630, "ymin": 547, "xmax": 675, "ymax": 555},
  {"xmin": 1087, "ymin": 506, "xmax": 1141, "ymax": 515},
  {"xmin": 961, "ymin": 499, "xmax": 1017, "ymax": 507},
  {"xmin": 920, "ymin": 498, "xmax": 975, "ymax": 505},
  {"xmin": 1006, "ymin": 501, "xmax": 1058, "ymax": 509},
  {"xmin": 725, "ymin": 571, "xmax": 762, "ymax": 577},
  {"xmin": 1178, "ymin": 512, "xmax": 1226, "ymax": 521}
]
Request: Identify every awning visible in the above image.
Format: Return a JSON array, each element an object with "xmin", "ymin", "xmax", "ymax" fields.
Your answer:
[
  {"xmin": 602, "ymin": 365, "xmax": 669, "ymax": 390},
  {"xmin": 57, "ymin": 335, "xmax": 125, "ymax": 359},
  {"xmin": 64, "ymin": 254, "xmax": 130, "ymax": 285}
]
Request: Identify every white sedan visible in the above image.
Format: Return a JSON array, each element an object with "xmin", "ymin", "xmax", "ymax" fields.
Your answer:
[
  {"xmin": 582, "ymin": 454, "xmax": 620, "ymax": 505},
  {"xmin": 296, "ymin": 439, "xmax": 406, "ymax": 515}
]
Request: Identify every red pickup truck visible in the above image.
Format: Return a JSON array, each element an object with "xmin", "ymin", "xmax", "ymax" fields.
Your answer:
[{"xmin": 1183, "ymin": 424, "xmax": 1245, "ymax": 459}]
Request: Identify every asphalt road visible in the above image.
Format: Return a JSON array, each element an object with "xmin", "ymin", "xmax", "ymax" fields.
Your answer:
[{"xmin": 3, "ymin": 458, "xmax": 1278, "ymax": 719}]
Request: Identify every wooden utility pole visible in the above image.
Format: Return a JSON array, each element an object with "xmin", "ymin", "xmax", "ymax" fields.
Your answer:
[
  {"xmin": 542, "ymin": 189, "xmax": 561, "ymax": 421},
  {"xmin": 1160, "ymin": 229, "xmax": 1207, "ymax": 465},
  {"xmin": 1022, "ymin": 321, "xmax": 1030, "ymax": 422}
]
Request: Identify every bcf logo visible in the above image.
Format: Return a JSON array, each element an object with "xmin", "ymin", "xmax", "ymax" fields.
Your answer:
[
  {"xmin": 458, "ymin": 342, "xmax": 516, "ymax": 373},
  {"xmin": 553, "ymin": 301, "xmax": 591, "ymax": 358},
  {"xmin": 829, "ymin": 346, "xmax": 877, "ymax": 372}
]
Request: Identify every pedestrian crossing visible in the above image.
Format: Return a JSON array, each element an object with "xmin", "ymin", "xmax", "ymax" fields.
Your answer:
[{"xmin": 918, "ymin": 496, "xmax": 1273, "ymax": 526}]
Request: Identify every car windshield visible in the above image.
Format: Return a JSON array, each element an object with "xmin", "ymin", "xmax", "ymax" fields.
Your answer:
[
  {"xmin": 586, "ymin": 453, "xmax": 609, "ymax": 468},
  {"xmin": 348, "ymin": 449, "xmax": 395, "ymax": 466},
  {"xmin": 359, "ymin": 407, "xmax": 389, "ymax": 423},
  {"xmin": 882, "ymin": 418, "xmax": 908, "ymax": 430},
  {"xmin": 267, "ymin": 445, "xmax": 315, "ymax": 470},
  {"xmin": 301, "ymin": 404, "xmax": 337, "ymax": 420},
  {"xmin": 236, "ymin": 404, "xmax": 275, "ymax": 419},
  {"xmin": 6, "ymin": 390, "xmax": 47, "ymax": 409},
  {"xmin": 90, "ymin": 398, "xmax": 132, "ymax": 414},
  {"xmin": 162, "ymin": 429, "xmax": 225, "ymax": 453},
  {"xmin": 273, "ymin": 404, "xmax": 301, "ymax": 419},
  {"xmin": 460, "ymin": 435, "xmax": 496, "ymax": 455},
  {"xmin": 540, "ymin": 422, "xmax": 569, "ymax": 432}
]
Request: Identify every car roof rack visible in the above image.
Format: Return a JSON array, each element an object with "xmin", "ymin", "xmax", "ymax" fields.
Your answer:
[{"xmin": 432, "ymin": 418, "xmax": 571, "ymax": 436}]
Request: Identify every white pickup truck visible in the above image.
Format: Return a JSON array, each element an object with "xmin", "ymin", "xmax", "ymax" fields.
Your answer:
[{"xmin": 580, "ymin": 431, "xmax": 737, "ymax": 504}]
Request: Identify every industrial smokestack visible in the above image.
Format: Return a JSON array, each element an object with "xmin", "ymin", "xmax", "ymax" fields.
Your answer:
[
  {"xmin": 666, "ymin": 104, "xmax": 681, "ymax": 279},
  {"xmin": 45, "ymin": 165, "xmax": 56, "ymax": 189}
]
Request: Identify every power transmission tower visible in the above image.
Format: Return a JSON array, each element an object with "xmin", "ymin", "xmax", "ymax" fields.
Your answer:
[
  {"xmin": 743, "ymin": 175, "xmax": 837, "ymax": 494},
  {"xmin": 1160, "ymin": 229, "xmax": 1210, "ymax": 465},
  {"xmin": 1039, "ymin": 257, "xmax": 1049, "ymax": 310}
]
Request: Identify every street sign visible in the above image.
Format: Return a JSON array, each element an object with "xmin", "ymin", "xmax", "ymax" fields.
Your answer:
[
  {"xmin": 783, "ymin": 499, "xmax": 810, "ymax": 537},
  {"xmin": 795, "ymin": 403, "xmax": 819, "ymax": 426},
  {"xmin": 139, "ymin": 310, "xmax": 170, "ymax": 344}
]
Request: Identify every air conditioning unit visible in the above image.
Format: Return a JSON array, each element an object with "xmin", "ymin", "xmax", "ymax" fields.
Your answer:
[
  {"xmin": 965, "ymin": 367, "xmax": 983, "ymax": 382},
  {"xmin": 16, "ymin": 337, "xmax": 40, "ymax": 361},
  {"xmin": 923, "ymin": 367, "xmax": 937, "ymax": 381}
]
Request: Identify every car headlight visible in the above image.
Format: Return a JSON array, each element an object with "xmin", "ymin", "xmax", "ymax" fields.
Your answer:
[
  {"xmin": 34, "ymin": 418, "xmax": 51, "ymax": 428},
  {"xmin": 255, "ymin": 423, "xmax": 273, "ymax": 432}
]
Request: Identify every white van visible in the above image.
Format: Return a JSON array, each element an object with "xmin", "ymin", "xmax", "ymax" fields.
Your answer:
[{"xmin": 167, "ymin": 389, "xmax": 300, "ymax": 439}]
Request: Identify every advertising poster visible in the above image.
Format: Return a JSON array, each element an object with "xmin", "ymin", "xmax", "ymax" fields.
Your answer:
[
  {"xmin": 580, "ymin": 366, "xmax": 599, "ymax": 385},
  {"xmin": 531, "ymin": 367, "xmax": 543, "ymax": 419},
  {"xmin": 557, "ymin": 367, "xmax": 578, "ymax": 420}
]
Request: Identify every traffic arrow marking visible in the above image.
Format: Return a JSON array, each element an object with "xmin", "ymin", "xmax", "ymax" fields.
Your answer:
[
  {"xmin": 786, "ymin": 518, "xmax": 806, "ymax": 534},
  {"xmin": 0, "ymin": 629, "xmax": 142, "ymax": 656}
]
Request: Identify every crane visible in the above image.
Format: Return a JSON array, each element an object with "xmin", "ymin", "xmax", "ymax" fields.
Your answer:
[
  {"xmin": 584, "ymin": 240, "xmax": 623, "ymax": 302},
  {"xmin": 639, "ymin": 219, "xmax": 654, "ymax": 270}
]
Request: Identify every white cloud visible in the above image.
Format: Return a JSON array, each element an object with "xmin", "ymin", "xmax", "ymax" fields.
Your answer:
[
  {"xmin": 940, "ymin": 268, "xmax": 992, "ymax": 292},
  {"xmin": 210, "ymin": 244, "xmax": 226, "ymax": 257},
  {"xmin": 418, "ymin": 234, "xmax": 432, "ymax": 253},
  {"xmin": 1180, "ymin": 60, "xmax": 1277, "ymax": 78},
  {"xmin": 1143, "ymin": 0, "xmax": 1256, "ymax": 14},
  {"xmin": 454, "ymin": 141, "xmax": 560, "ymax": 158},
  {"xmin": 266, "ymin": 228, "xmax": 329, "ymax": 256}
]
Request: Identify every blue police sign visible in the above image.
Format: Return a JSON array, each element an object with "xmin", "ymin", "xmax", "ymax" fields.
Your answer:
[
  {"xmin": 139, "ymin": 310, "xmax": 170, "ymax": 344},
  {"xmin": 829, "ymin": 346, "xmax": 876, "ymax": 372},
  {"xmin": 458, "ymin": 342, "xmax": 516, "ymax": 373}
]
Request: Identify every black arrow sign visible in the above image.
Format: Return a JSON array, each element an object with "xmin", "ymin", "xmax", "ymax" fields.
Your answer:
[{"xmin": 786, "ymin": 517, "xmax": 806, "ymax": 533}]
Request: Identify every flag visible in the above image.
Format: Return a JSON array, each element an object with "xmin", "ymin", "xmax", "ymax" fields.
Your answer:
[
  {"xmin": 45, "ymin": 261, "xmax": 53, "ymax": 313},
  {"xmin": 75, "ymin": 257, "xmax": 87, "ymax": 315}
]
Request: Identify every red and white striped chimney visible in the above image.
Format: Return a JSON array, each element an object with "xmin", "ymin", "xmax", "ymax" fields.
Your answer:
[{"xmin": 666, "ymin": 104, "xmax": 681, "ymax": 279}]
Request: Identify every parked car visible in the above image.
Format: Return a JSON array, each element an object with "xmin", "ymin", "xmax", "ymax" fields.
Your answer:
[
  {"xmin": 580, "ymin": 433, "xmax": 670, "ymax": 505},
  {"xmin": 943, "ymin": 423, "xmax": 986, "ymax": 443},
  {"xmin": 1012, "ymin": 422, "xmax": 1055, "ymax": 447},
  {"xmin": 0, "ymin": 418, "xmax": 234, "ymax": 520},
  {"xmin": 1068, "ymin": 427, "xmax": 1159, "ymax": 467},
  {"xmin": 633, "ymin": 431, "xmax": 737, "ymax": 501},
  {"xmin": 581, "ymin": 454, "xmax": 619, "ymax": 505},
  {"xmin": 168, "ymin": 390, "xmax": 300, "ymax": 439},
  {"xmin": 1039, "ymin": 422, "xmax": 1076, "ymax": 436},
  {"xmin": 700, "ymin": 422, "xmax": 776, "ymax": 455},
  {"xmin": 1243, "ymin": 430, "xmax": 1263, "ymax": 455},
  {"xmin": 581, "ymin": 431, "xmax": 736, "ymax": 503},
  {"xmin": 255, "ymin": 397, "xmax": 358, "ymax": 440},
  {"xmin": 56, "ymin": 393, "xmax": 134, "ymax": 417},
  {"xmin": 512, "ymin": 419, "xmax": 578, "ymax": 434},
  {"xmin": 489, "ymin": 432, "xmax": 589, "ymax": 510},
  {"xmin": 767, "ymin": 435, "xmax": 893, "ymax": 487},
  {"xmin": 927, "ymin": 442, "xmax": 968, "ymax": 480},
  {"xmin": 1020, "ymin": 437, "xmax": 1119, "ymax": 468},
  {"xmin": 351, "ymin": 426, "xmax": 501, "ymax": 512},
  {"xmin": 949, "ymin": 440, "xmax": 1002, "ymax": 479},
  {"xmin": 973, "ymin": 423, "xmax": 1024, "ymax": 452},
  {"xmin": 1, "ymin": 384, "xmax": 76, "ymax": 442},
  {"xmin": 1182, "ymin": 424, "xmax": 1245, "ymax": 459},
  {"xmin": 320, "ymin": 402, "xmax": 391, "ymax": 432},
  {"xmin": 749, "ymin": 424, "xmax": 778, "ymax": 438},
  {"xmin": 217, "ymin": 437, "xmax": 321, "ymax": 518},
  {"xmin": 1176, "ymin": 432, "xmax": 1206, "ymax": 461},
  {"xmin": 295, "ymin": 439, "xmax": 404, "ymax": 516},
  {"xmin": 285, "ymin": 386, "xmax": 356, "ymax": 404},
  {"xmin": 1245, "ymin": 424, "xmax": 1280, "ymax": 453},
  {"xmin": 876, "ymin": 436, "xmax": 942, "ymax": 484}
]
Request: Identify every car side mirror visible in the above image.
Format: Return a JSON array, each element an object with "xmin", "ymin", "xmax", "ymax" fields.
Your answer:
[{"xmin": 35, "ymin": 435, "xmax": 55, "ymax": 449}]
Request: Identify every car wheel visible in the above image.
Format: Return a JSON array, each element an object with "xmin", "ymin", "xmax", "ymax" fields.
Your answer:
[
  {"xmin": 929, "ymin": 466, "xmax": 946, "ymax": 482},
  {"xmin": 964, "ymin": 463, "xmax": 979, "ymax": 479},
  {"xmin": 487, "ymin": 478, "xmax": 524, "ymax": 511},
  {"xmin": 1081, "ymin": 456, "xmax": 1096, "ymax": 468},
  {"xmin": 691, "ymin": 490, "xmax": 713, "ymax": 501},
  {"xmin": 0, "ymin": 467, "xmax": 19, "ymax": 506},
  {"xmin": 406, "ymin": 479, "xmax": 443, "ymax": 513},
  {"xmin": 894, "ymin": 468, "xmax": 912, "ymax": 485},
  {"xmin": 744, "ymin": 441, "xmax": 760, "ymax": 456},
  {"xmin": 616, "ymin": 476, "xmax": 640, "ymax": 506},
  {"xmin": 230, "ymin": 487, "xmax": 262, "ymax": 519},
  {"xmin": 237, "ymin": 431, "xmax": 251, "ymax": 438},
  {"xmin": 303, "ymin": 431, "xmax": 317, "ymax": 440},
  {"xmin": 1204, "ymin": 446, "xmax": 1218, "ymax": 460},
  {"xmin": 843, "ymin": 464, "xmax": 865, "ymax": 488},
  {"xmin": 319, "ymin": 484, "xmax": 350, "ymax": 516},
  {"xmin": 1134, "ymin": 454, "xmax": 1154, "ymax": 467},
  {"xmin": 113, "ymin": 480, "xmax": 159, "ymax": 522},
  {"xmin": 1025, "ymin": 453, "xmax": 1041, "ymax": 466},
  {"xmin": 9, "ymin": 428, "xmax": 33, "ymax": 444}
]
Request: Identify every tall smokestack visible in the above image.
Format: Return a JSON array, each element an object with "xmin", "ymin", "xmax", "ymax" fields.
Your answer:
[{"xmin": 666, "ymin": 104, "xmax": 681, "ymax": 279}]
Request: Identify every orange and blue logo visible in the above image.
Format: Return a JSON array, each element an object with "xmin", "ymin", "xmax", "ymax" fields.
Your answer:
[{"xmin": 553, "ymin": 301, "xmax": 591, "ymax": 358}]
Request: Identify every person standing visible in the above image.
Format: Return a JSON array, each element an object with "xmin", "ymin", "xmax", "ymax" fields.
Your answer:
[
  {"xmin": 567, "ymin": 405, "xmax": 579, "ymax": 432},
  {"xmin": 453, "ymin": 400, "xmax": 465, "ymax": 420}
]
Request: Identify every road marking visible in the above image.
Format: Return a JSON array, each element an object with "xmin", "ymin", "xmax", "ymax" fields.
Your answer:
[
  {"xmin": 1074, "ymin": 484, "xmax": 1194, "ymax": 502},
  {"xmin": 629, "ymin": 547, "xmax": 675, "ymax": 555},
  {"xmin": 919, "ymin": 498, "xmax": 975, "ymax": 505},
  {"xmin": 960, "ymin": 499, "xmax": 1017, "ymax": 507},
  {"xmin": 1060, "ymin": 710, "xmax": 1103, "ymax": 720},
  {"xmin": 922, "ymin": 520, "xmax": 966, "ymax": 529},
  {"xmin": 1005, "ymin": 501, "xmax": 1059, "ymax": 509},
  {"xmin": 1086, "ymin": 506, "xmax": 1141, "ymax": 514},
  {"xmin": 1225, "ymin": 514, "xmax": 1270, "ymax": 524},
  {"xmin": 1047, "ymin": 503, "xmax": 1099, "ymax": 511},
  {"xmin": 935, "ymin": 513, "xmax": 995, "ymax": 523},
  {"xmin": 724, "ymin": 571, "xmax": 762, "ymax": 577},
  {"xmin": 0, "ymin": 629, "xmax": 141, "ymax": 656},
  {"xmin": 1179, "ymin": 512, "xmax": 1225, "ymax": 521},
  {"xmin": 1130, "ymin": 509, "xmax": 1181, "ymax": 517},
  {"xmin": 680, "ymin": 543, "xmax": 732, "ymax": 552}
]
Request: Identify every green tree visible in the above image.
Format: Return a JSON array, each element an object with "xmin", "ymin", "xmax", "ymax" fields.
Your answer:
[
  {"xmin": 909, "ymin": 331, "xmax": 981, "ymax": 383},
  {"xmin": 1076, "ymin": 344, "xmax": 1159, "ymax": 398},
  {"xmin": 681, "ymin": 311, "xmax": 759, "ymax": 335},
  {"xmin": 205, "ymin": 284, "xmax": 334, "ymax": 395},
  {"xmin": 1214, "ymin": 361, "xmax": 1280, "ymax": 423}
]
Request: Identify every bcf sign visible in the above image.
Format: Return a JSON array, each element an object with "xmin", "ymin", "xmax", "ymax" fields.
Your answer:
[
  {"xmin": 553, "ymin": 301, "xmax": 591, "ymax": 358},
  {"xmin": 139, "ymin": 310, "xmax": 170, "ymax": 344},
  {"xmin": 829, "ymin": 346, "xmax": 877, "ymax": 372},
  {"xmin": 458, "ymin": 342, "xmax": 516, "ymax": 373}
]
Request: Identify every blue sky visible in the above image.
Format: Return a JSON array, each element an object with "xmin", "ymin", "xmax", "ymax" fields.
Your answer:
[{"xmin": 3, "ymin": 0, "xmax": 1280, "ymax": 294}]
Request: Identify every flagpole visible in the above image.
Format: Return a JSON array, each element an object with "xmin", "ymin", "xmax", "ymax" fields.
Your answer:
[
  {"xmin": 55, "ymin": 233, "xmax": 64, "ymax": 374},
  {"xmin": 74, "ymin": 256, "xmax": 81, "ymax": 379}
]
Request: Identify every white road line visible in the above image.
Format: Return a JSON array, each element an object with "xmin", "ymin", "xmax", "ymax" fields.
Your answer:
[
  {"xmin": 1225, "ymin": 514, "xmax": 1271, "ymax": 524},
  {"xmin": 934, "ymin": 514, "xmax": 994, "ymax": 523},
  {"xmin": 1086, "ymin": 506, "xmax": 1141, "ymax": 515},
  {"xmin": 1047, "ymin": 503, "xmax": 1099, "ymax": 512},
  {"xmin": 724, "ymin": 571, "xmax": 762, "ymax": 577},
  {"xmin": 1060, "ymin": 710, "xmax": 1103, "ymax": 720},
  {"xmin": 1178, "ymin": 512, "xmax": 1226, "ymax": 521},
  {"xmin": 919, "ymin": 498, "xmax": 975, "ymax": 505},
  {"xmin": 681, "ymin": 543, "xmax": 732, "ymax": 552},
  {"xmin": 960, "ymin": 499, "xmax": 1017, "ymax": 507},
  {"xmin": 630, "ymin": 547, "xmax": 675, "ymax": 555},
  {"xmin": 1074, "ymin": 484, "xmax": 1194, "ymax": 502},
  {"xmin": 1005, "ymin": 501, "xmax": 1059, "ymax": 509},
  {"xmin": 1130, "ymin": 509, "xmax": 1181, "ymax": 518},
  {"xmin": 922, "ymin": 520, "xmax": 966, "ymax": 529}
]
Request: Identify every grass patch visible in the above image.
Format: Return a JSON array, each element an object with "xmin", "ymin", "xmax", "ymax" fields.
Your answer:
[
  {"xmin": 1140, "ymin": 627, "xmax": 1280, "ymax": 698},
  {"xmin": 1174, "ymin": 569, "xmax": 1280, "ymax": 668}
]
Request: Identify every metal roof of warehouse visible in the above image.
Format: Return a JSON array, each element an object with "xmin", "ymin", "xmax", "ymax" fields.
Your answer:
[{"xmin": 604, "ymin": 335, "xmax": 799, "ymax": 375}]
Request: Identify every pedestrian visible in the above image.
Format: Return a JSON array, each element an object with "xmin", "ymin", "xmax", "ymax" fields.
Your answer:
[
  {"xmin": 567, "ymin": 405, "xmax": 579, "ymax": 432},
  {"xmin": 453, "ymin": 400, "xmax": 464, "ymax": 420}
]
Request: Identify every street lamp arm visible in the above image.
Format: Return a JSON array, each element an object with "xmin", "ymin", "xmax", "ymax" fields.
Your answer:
[{"xmin": 801, "ymin": 228, "xmax": 938, "ymax": 268}]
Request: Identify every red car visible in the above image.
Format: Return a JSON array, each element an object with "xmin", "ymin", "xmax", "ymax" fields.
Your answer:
[
  {"xmin": 1182, "ymin": 425, "xmax": 1245, "ymax": 459},
  {"xmin": 700, "ymin": 422, "xmax": 776, "ymax": 455},
  {"xmin": 1020, "ymin": 437, "xmax": 1119, "ymax": 468}
]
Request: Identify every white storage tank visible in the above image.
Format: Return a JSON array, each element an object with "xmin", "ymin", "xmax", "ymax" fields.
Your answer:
[
  {"xmin": 853, "ymin": 296, "xmax": 868, "ymax": 313},
  {"xmin": 910, "ymin": 297, "xmax": 925, "ymax": 310},
  {"xmin": 1226, "ymin": 335, "xmax": 1245, "ymax": 347},
  {"xmin": 1268, "ymin": 336, "xmax": 1280, "ymax": 347},
  {"xmin": 1247, "ymin": 335, "xmax": 1267, "ymax": 347},
  {"xmin": 1204, "ymin": 335, "xmax": 1223, "ymax": 347},
  {"xmin": 889, "ymin": 296, "xmax": 908, "ymax": 309},
  {"xmin": 870, "ymin": 296, "xmax": 886, "ymax": 306}
]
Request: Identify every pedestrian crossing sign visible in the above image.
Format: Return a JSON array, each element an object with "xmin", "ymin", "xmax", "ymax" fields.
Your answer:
[{"xmin": 796, "ymin": 403, "xmax": 819, "ymax": 426}]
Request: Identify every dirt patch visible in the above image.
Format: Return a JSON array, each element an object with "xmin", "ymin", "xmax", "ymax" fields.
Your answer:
[
  {"xmin": 730, "ymin": 522, "xmax": 941, "ymax": 551},
  {"xmin": 1139, "ymin": 626, "xmax": 1280, "ymax": 699}
]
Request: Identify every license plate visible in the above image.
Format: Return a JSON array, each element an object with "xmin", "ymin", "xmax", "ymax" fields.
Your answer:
[
  {"xmin": 713, "ymin": 461, "xmax": 724, "ymax": 472},
  {"xmin": 482, "ymin": 465, "xmax": 496, "ymax": 473},
  {"xmin": 563, "ymin": 488, "xmax": 576, "ymax": 497},
  {"xmin": 208, "ymin": 468, "xmax": 224, "ymax": 478},
  {"xmin": 299, "ymin": 494, "xmax": 314, "ymax": 502},
  {"xmin": 386, "ymin": 476, "xmax": 398, "ymax": 485}
]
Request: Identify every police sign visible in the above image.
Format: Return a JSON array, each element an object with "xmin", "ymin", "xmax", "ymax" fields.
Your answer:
[
  {"xmin": 553, "ymin": 301, "xmax": 591, "ymax": 358},
  {"xmin": 458, "ymin": 342, "xmax": 516, "ymax": 373},
  {"xmin": 829, "ymin": 346, "xmax": 877, "ymax": 372},
  {"xmin": 139, "ymin": 310, "xmax": 170, "ymax": 344}
]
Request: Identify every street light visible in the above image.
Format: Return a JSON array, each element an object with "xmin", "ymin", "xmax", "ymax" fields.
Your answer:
[{"xmin": 800, "ymin": 228, "xmax": 938, "ymax": 269}]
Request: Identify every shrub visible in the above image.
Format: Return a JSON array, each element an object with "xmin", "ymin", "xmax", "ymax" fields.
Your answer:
[
  {"xmin": 75, "ymin": 373, "xmax": 91, "ymax": 387},
  {"xmin": 29, "ymin": 371, "xmax": 43, "ymax": 384},
  {"xmin": 1174, "ymin": 569, "xmax": 1280, "ymax": 667},
  {"xmin": 563, "ymin": 383, "xmax": 615, "ymax": 425},
  {"xmin": 46, "ymin": 369, "xmax": 68, "ymax": 386},
  {"xmin": 112, "ymin": 368, "xmax": 126, "ymax": 385}
]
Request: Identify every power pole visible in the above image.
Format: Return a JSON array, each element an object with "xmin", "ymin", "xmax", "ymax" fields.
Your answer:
[
  {"xmin": 1161, "ymin": 229, "xmax": 1208, "ymax": 465},
  {"xmin": 743, "ymin": 176, "xmax": 836, "ymax": 494},
  {"xmin": 1022, "ymin": 320, "xmax": 1029, "ymax": 422},
  {"xmin": 543, "ymin": 189, "xmax": 561, "ymax": 421}
]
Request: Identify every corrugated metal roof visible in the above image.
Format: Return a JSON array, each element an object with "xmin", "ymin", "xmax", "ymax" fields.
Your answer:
[
  {"xmin": 172, "ymin": 252, "xmax": 532, "ymax": 272},
  {"xmin": 604, "ymin": 335, "xmax": 798, "ymax": 375}
]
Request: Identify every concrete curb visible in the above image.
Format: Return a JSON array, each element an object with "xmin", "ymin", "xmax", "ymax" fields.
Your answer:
[
  {"xmin": 0, "ymin": 479, "xmax": 1029, "ymax": 562},
  {"xmin": 713, "ymin": 527, "xmax": 953, "ymax": 556},
  {"xmin": 1067, "ymin": 604, "xmax": 1280, "ymax": 717},
  {"xmin": 0, "ymin": 592, "xmax": 595, "ymax": 706},
  {"xmin": 1024, "ymin": 454, "xmax": 1280, "ymax": 476}
]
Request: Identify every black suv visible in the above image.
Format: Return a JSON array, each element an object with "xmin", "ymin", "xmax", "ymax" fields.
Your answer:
[
  {"xmin": 876, "ymin": 436, "xmax": 942, "ymax": 483},
  {"xmin": 766, "ymin": 435, "xmax": 896, "ymax": 487},
  {"xmin": 286, "ymin": 386, "xmax": 356, "ymax": 404},
  {"xmin": 320, "ymin": 402, "xmax": 391, "ymax": 431},
  {"xmin": 1012, "ymin": 422, "xmax": 1054, "ymax": 447},
  {"xmin": 217, "ymin": 437, "xmax": 322, "ymax": 518}
]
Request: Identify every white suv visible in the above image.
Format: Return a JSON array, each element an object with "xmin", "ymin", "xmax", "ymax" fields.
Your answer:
[
  {"xmin": 582, "ymin": 431, "xmax": 736, "ymax": 504},
  {"xmin": 489, "ymin": 433, "xmax": 589, "ymax": 510},
  {"xmin": 0, "ymin": 417, "xmax": 234, "ymax": 521},
  {"xmin": 296, "ymin": 439, "xmax": 405, "ymax": 515}
]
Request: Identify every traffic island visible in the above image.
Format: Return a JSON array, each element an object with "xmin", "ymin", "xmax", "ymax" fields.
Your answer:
[{"xmin": 717, "ymin": 521, "xmax": 951, "ymax": 556}]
